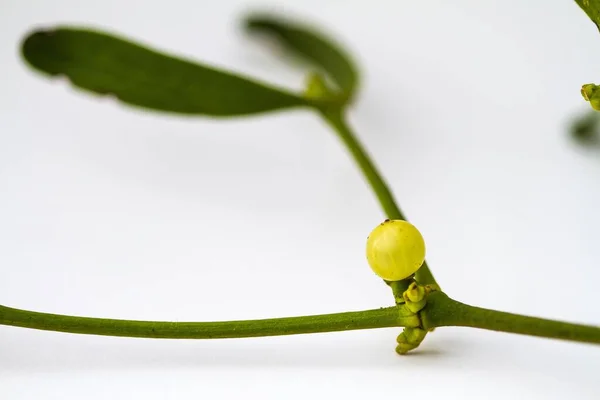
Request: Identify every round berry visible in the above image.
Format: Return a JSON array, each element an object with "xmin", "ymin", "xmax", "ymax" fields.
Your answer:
[{"xmin": 366, "ymin": 220, "xmax": 426, "ymax": 281}]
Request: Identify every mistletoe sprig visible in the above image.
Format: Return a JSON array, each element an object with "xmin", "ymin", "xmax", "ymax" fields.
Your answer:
[{"xmin": 5, "ymin": 10, "xmax": 599, "ymax": 355}]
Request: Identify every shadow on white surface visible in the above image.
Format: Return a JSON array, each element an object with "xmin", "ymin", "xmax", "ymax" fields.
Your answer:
[{"xmin": 0, "ymin": 326, "xmax": 596, "ymax": 373}]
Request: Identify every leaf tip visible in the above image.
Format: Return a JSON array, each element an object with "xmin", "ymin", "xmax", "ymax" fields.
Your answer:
[
  {"xmin": 243, "ymin": 13, "xmax": 285, "ymax": 37},
  {"xmin": 21, "ymin": 28, "xmax": 62, "ymax": 76}
]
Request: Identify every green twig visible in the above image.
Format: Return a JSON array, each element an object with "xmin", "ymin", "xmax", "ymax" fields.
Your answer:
[
  {"xmin": 320, "ymin": 109, "xmax": 437, "ymax": 287},
  {"xmin": 3, "ymin": 291, "xmax": 598, "ymax": 347},
  {"xmin": 0, "ymin": 304, "xmax": 418, "ymax": 339},
  {"xmin": 422, "ymin": 292, "xmax": 600, "ymax": 345}
]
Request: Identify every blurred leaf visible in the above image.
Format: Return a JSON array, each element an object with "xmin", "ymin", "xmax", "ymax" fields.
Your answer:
[
  {"xmin": 575, "ymin": 0, "xmax": 600, "ymax": 31},
  {"xmin": 22, "ymin": 28, "xmax": 311, "ymax": 117},
  {"xmin": 571, "ymin": 109, "xmax": 600, "ymax": 145},
  {"xmin": 245, "ymin": 14, "xmax": 359, "ymax": 104}
]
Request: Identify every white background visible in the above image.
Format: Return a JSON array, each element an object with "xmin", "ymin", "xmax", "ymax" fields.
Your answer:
[{"xmin": 2, "ymin": 0, "xmax": 600, "ymax": 398}]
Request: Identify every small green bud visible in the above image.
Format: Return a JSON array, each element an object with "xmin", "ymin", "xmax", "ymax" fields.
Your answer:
[
  {"xmin": 397, "ymin": 327, "xmax": 427, "ymax": 344},
  {"xmin": 395, "ymin": 342, "xmax": 414, "ymax": 355},
  {"xmin": 303, "ymin": 73, "xmax": 330, "ymax": 99},
  {"xmin": 403, "ymin": 282, "xmax": 427, "ymax": 313},
  {"xmin": 366, "ymin": 220, "xmax": 426, "ymax": 281},
  {"xmin": 581, "ymin": 83, "xmax": 600, "ymax": 111},
  {"xmin": 396, "ymin": 327, "xmax": 427, "ymax": 355},
  {"xmin": 405, "ymin": 282, "xmax": 426, "ymax": 303}
]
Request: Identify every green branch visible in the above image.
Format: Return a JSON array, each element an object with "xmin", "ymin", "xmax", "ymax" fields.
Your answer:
[
  {"xmin": 320, "ymin": 109, "xmax": 437, "ymax": 286},
  {"xmin": 422, "ymin": 292, "xmax": 600, "ymax": 345},
  {"xmin": 1, "ymin": 290, "xmax": 599, "ymax": 347},
  {"xmin": 0, "ymin": 304, "xmax": 418, "ymax": 339}
]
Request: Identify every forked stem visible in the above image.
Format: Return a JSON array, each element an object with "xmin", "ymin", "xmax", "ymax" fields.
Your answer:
[{"xmin": 422, "ymin": 292, "xmax": 600, "ymax": 345}]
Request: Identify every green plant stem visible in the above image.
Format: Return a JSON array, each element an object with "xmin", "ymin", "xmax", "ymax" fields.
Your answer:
[
  {"xmin": 2, "ymin": 294, "xmax": 599, "ymax": 345},
  {"xmin": 0, "ymin": 304, "xmax": 414, "ymax": 339},
  {"xmin": 320, "ymin": 109, "xmax": 437, "ymax": 286},
  {"xmin": 422, "ymin": 292, "xmax": 600, "ymax": 345}
]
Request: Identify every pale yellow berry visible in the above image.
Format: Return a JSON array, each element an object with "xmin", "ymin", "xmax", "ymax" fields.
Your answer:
[{"xmin": 366, "ymin": 219, "xmax": 426, "ymax": 281}]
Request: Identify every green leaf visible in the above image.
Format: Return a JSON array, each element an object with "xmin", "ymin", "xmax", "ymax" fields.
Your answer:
[
  {"xmin": 575, "ymin": 0, "xmax": 600, "ymax": 31},
  {"xmin": 245, "ymin": 14, "xmax": 359, "ymax": 103},
  {"xmin": 21, "ymin": 28, "xmax": 311, "ymax": 116}
]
